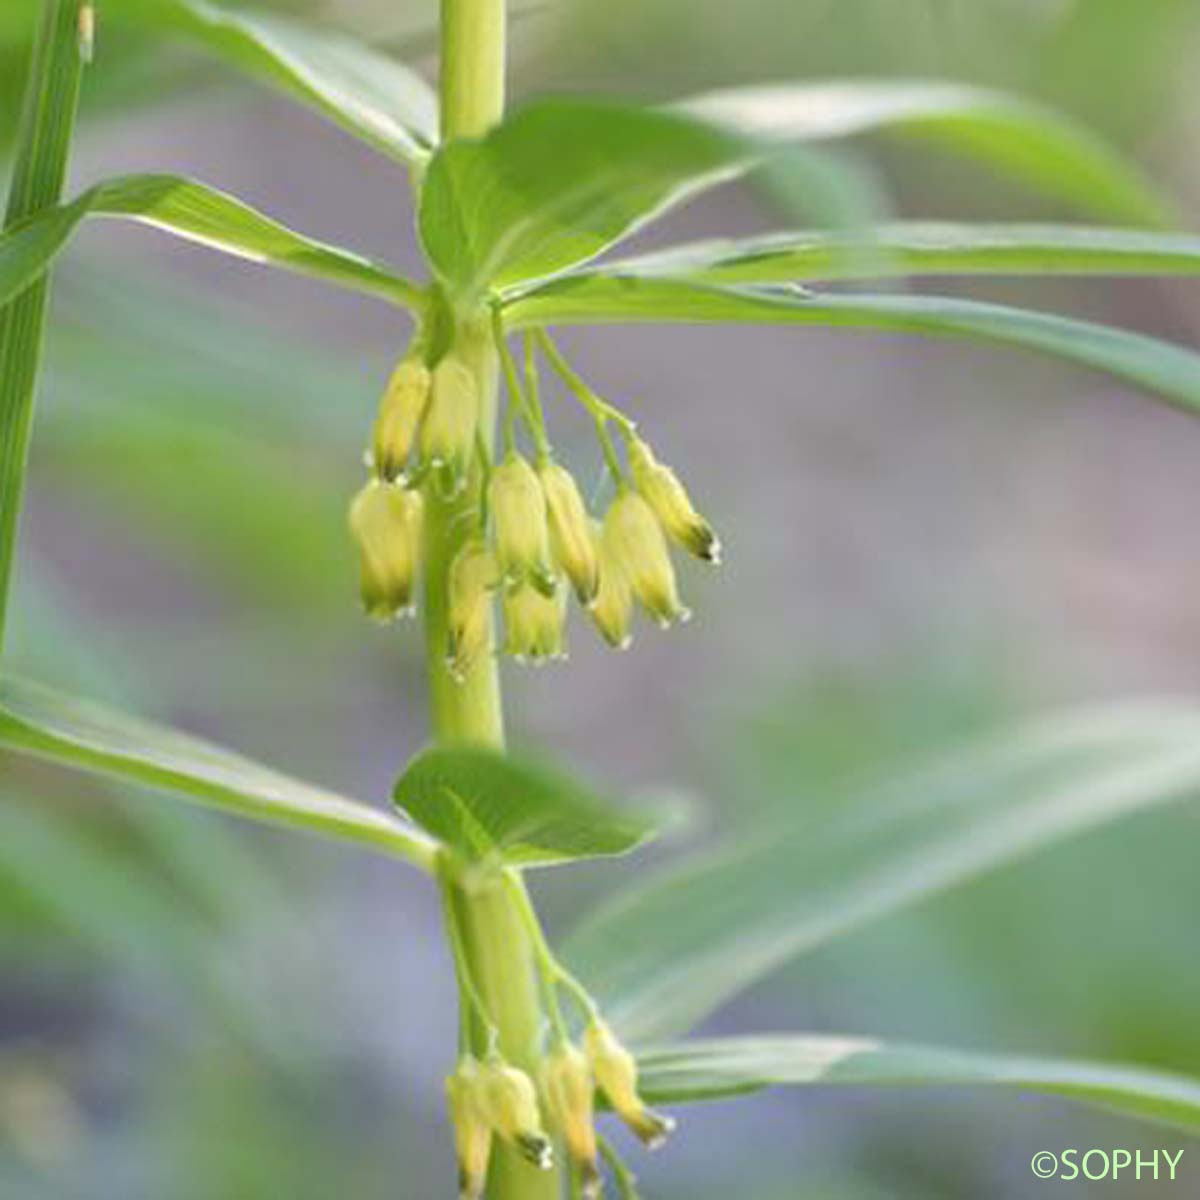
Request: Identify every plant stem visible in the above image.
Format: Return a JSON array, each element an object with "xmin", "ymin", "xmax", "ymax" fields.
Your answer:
[
  {"xmin": 432, "ymin": 3, "xmax": 560, "ymax": 1197},
  {"xmin": 0, "ymin": 0, "xmax": 85, "ymax": 654}
]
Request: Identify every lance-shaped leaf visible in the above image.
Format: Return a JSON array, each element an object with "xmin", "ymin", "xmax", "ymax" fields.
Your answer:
[
  {"xmin": 124, "ymin": 0, "xmax": 437, "ymax": 165},
  {"xmin": 679, "ymin": 82, "xmax": 1169, "ymax": 227},
  {"xmin": 0, "ymin": 676, "xmax": 437, "ymax": 869},
  {"xmin": 393, "ymin": 744, "xmax": 655, "ymax": 867},
  {"xmin": 637, "ymin": 1036, "xmax": 1200, "ymax": 1134},
  {"xmin": 421, "ymin": 85, "xmax": 1168, "ymax": 299},
  {"xmin": 594, "ymin": 223, "xmax": 1200, "ymax": 286},
  {"xmin": 503, "ymin": 277, "xmax": 1200, "ymax": 417},
  {"xmin": 0, "ymin": 174, "xmax": 422, "ymax": 311},
  {"xmin": 565, "ymin": 701, "xmax": 1200, "ymax": 1041}
]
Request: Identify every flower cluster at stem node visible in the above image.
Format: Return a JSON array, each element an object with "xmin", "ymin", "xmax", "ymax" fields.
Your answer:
[{"xmin": 348, "ymin": 327, "xmax": 720, "ymax": 678}]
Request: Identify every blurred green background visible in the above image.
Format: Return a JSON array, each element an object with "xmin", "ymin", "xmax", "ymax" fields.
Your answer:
[{"xmin": 3, "ymin": 1, "xmax": 1200, "ymax": 1197}]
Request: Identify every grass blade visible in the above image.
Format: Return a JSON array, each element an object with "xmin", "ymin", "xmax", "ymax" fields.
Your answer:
[
  {"xmin": 0, "ymin": 0, "xmax": 85, "ymax": 649},
  {"xmin": 0, "ymin": 173, "xmax": 423, "ymax": 311},
  {"xmin": 638, "ymin": 1035, "xmax": 1200, "ymax": 1134}
]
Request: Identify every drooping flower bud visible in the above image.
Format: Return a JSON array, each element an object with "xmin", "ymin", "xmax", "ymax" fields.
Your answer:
[
  {"xmin": 589, "ymin": 521, "xmax": 634, "ymax": 650},
  {"xmin": 420, "ymin": 357, "xmax": 479, "ymax": 492},
  {"xmin": 479, "ymin": 1058, "xmax": 553, "ymax": 1170},
  {"xmin": 490, "ymin": 453, "xmax": 556, "ymax": 595},
  {"xmin": 539, "ymin": 461, "xmax": 599, "ymax": 605},
  {"xmin": 447, "ymin": 539, "xmax": 498, "ymax": 682},
  {"xmin": 502, "ymin": 583, "xmax": 567, "ymax": 663},
  {"xmin": 542, "ymin": 1043, "xmax": 602, "ymax": 1198},
  {"xmin": 628, "ymin": 437, "xmax": 720, "ymax": 563},
  {"xmin": 584, "ymin": 1021, "xmax": 675, "ymax": 1150},
  {"xmin": 603, "ymin": 491, "xmax": 689, "ymax": 628},
  {"xmin": 347, "ymin": 479, "xmax": 423, "ymax": 621},
  {"xmin": 372, "ymin": 359, "xmax": 431, "ymax": 481},
  {"xmin": 446, "ymin": 1057, "xmax": 493, "ymax": 1200}
]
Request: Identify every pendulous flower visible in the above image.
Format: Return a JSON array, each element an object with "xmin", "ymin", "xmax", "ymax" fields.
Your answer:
[
  {"xmin": 539, "ymin": 460, "xmax": 599, "ymax": 605},
  {"xmin": 347, "ymin": 478, "xmax": 423, "ymax": 621},
  {"xmin": 490, "ymin": 452, "xmax": 556, "ymax": 594},
  {"xmin": 502, "ymin": 582, "xmax": 566, "ymax": 662},
  {"xmin": 584, "ymin": 1020, "xmax": 675, "ymax": 1150},
  {"xmin": 446, "ymin": 1057, "xmax": 493, "ymax": 1200},
  {"xmin": 447, "ymin": 538, "xmax": 498, "ymax": 682},
  {"xmin": 627, "ymin": 436, "xmax": 720, "ymax": 563},
  {"xmin": 372, "ymin": 359, "xmax": 431, "ymax": 481},
  {"xmin": 542, "ymin": 1042, "xmax": 602, "ymax": 1198},
  {"xmin": 603, "ymin": 490, "xmax": 689, "ymax": 628},
  {"xmin": 421, "ymin": 357, "xmax": 479, "ymax": 492},
  {"xmin": 479, "ymin": 1057, "xmax": 554, "ymax": 1170},
  {"xmin": 589, "ymin": 520, "xmax": 634, "ymax": 650}
]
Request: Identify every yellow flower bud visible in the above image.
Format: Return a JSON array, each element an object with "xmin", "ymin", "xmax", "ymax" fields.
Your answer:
[
  {"xmin": 542, "ymin": 1043, "xmax": 601, "ymax": 1197},
  {"xmin": 480, "ymin": 1058, "xmax": 553, "ymax": 1170},
  {"xmin": 490, "ymin": 453, "xmax": 555, "ymax": 594},
  {"xmin": 447, "ymin": 539, "xmax": 498, "ymax": 682},
  {"xmin": 446, "ymin": 1057, "xmax": 493, "ymax": 1200},
  {"xmin": 421, "ymin": 357, "xmax": 479, "ymax": 492},
  {"xmin": 628, "ymin": 437, "xmax": 720, "ymax": 563},
  {"xmin": 584, "ymin": 1021, "xmax": 675, "ymax": 1150},
  {"xmin": 539, "ymin": 461, "xmax": 599, "ymax": 605},
  {"xmin": 347, "ymin": 479, "xmax": 423, "ymax": 621},
  {"xmin": 502, "ymin": 583, "xmax": 567, "ymax": 663},
  {"xmin": 589, "ymin": 521, "xmax": 634, "ymax": 650},
  {"xmin": 372, "ymin": 359, "xmax": 431, "ymax": 481},
  {"xmin": 603, "ymin": 491, "xmax": 689, "ymax": 628}
]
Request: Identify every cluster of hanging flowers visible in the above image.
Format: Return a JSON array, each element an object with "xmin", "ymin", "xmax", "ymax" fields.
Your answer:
[
  {"xmin": 348, "ymin": 323, "xmax": 720, "ymax": 677},
  {"xmin": 446, "ymin": 1019, "xmax": 673, "ymax": 1200}
]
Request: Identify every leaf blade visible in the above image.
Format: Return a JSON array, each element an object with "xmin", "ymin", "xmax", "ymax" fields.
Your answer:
[
  {"xmin": 638, "ymin": 1035, "xmax": 1200, "ymax": 1133},
  {"xmin": 592, "ymin": 223, "xmax": 1200, "ymax": 286},
  {"xmin": 565, "ymin": 702, "xmax": 1200, "ymax": 1040},
  {"xmin": 136, "ymin": 0, "xmax": 437, "ymax": 165},
  {"xmin": 0, "ymin": 676, "xmax": 437, "ymax": 869},
  {"xmin": 679, "ymin": 81, "xmax": 1170, "ymax": 226},
  {"xmin": 0, "ymin": 174, "xmax": 422, "ymax": 311},
  {"xmin": 504, "ymin": 277, "xmax": 1200, "ymax": 416},
  {"xmin": 393, "ymin": 744, "xmax": 655, "ymax": 867}
]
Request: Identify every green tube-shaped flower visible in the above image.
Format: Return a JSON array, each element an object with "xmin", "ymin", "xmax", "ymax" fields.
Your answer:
[
  {"xmin": 347, "ymin": 479, "xmax": 423, "ymax": 621},
  {"xmin": 585, "ymin": 1020, "xmax": 675, "ymax": 1150},
  {"xmin": 446, "ymin": 1057, "xmax": 494, "ymax": 1200},
  {"xmin": 372, "ymin": 359, "xmax": 431, "ymax": 481},
  {"xmin": 421, "ymin": 357, "xmax": 479, "ymax": 493},
  {"xmin": 603, "ymin": 491, "xmax": 689, "ymax": 628},
  {"xmin": 479, "ymin": 1057, "xmax": 554, "ymax": 1170},
  {"xmin": 539, "ymin": 460, "xmax": 599, "ymax": 605},
  {"xmin": 628, "ymin": 436, "xmax": 720, "ymax": 564},
  {"xmin": 490, "ymin": 452, "xmax": 556, "ymax": 594}
]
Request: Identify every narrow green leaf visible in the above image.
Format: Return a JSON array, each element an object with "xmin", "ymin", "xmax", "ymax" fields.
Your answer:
[
  {"xmin": 393, "ymin": 745, "xmax": 655, "ymax": 867},
  {"xmin": 503, "ymin": 277, "xmax": 1200, "ymax": 416},
  {"xmin": 679, "ymin": 81, "xmax": 1170, "ymax": 226},
  {"xmin": 0, "ymin": 676, "xmax": 438, "ymax": 869},
  {"xmin": 565, "ymin": 702, "xmax": 1200, "ymax": 1040},
  {"xmin": 638, "ymin": 1036, "xmax": 1200, "ymax": 1134},
  {"xmin": 0, "ymin": 0, "xmax": 85, "ymax": 649},
  {"xmin": 595, "ymin": 223, "xmax": 1200, "ymax": 286},
  {"xmin": 418, "ymin": 98, "xmax": 748, "ymax": 300},
  {"xmin": 129, "ymin": 0, "xmax": 437, "ymax": 165},
  {"xmin": 0, "ymin": 174, "xmax": 423, "ymax": 311}
]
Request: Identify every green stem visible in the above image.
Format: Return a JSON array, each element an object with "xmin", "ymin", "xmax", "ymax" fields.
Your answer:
[
  {"xmin": 433, "ymin": 4, "xmax": 560, "ymax": 1197},
  {"xmin": 0, "ymin": 0, "xmax": 85, "ymax": 654}
]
